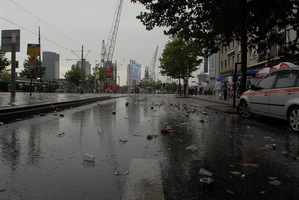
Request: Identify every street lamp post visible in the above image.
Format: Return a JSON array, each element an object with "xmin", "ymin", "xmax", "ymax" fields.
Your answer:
[
  {"xmin": 94, "ymin": 60, "xmax": 98, "ymax": 93},
  {"xmin": 233, "ymin": 62, "xmax": 242, "ymax": 107},
  {"xmin": 80, "ymin": 46, "xmax": 84, "ymax": 94},
  {"xmin": 117, "ymin": 76, "xmax": 120, "ymax": 85}
]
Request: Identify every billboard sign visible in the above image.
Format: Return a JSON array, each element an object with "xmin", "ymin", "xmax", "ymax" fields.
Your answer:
[
  {"xmin": 210, "ymin": 57, "xmax": 216, "ymax": 78},
  {"xmin": 1, "ymin": 29, "xmax": 20, "ymax": 52}
]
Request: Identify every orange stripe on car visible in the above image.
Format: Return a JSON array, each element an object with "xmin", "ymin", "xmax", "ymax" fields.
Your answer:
[{"xmin": 242, "ymin": 87, "xmax": 298, "ymax": 97}]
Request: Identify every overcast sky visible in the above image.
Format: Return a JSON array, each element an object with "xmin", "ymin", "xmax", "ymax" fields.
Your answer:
[{"xmin": 1, "ymin": 0, "xmax": 201, "ymax": 85}]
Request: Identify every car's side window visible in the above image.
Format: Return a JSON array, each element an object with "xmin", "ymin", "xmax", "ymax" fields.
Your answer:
[
  {"xmin": 294, "ymin": 72, "xmax": 299, "ymax": 87},
  {"xmin": 257, "ymin": 73, "xmax": 277, "ymax": 89},
  {"xmin": 275, "ymin": 71, "xmax": 298, "ymax": 88}
]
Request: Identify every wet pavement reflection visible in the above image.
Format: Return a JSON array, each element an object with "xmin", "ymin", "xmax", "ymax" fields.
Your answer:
[{"xmin": 0, "ymin": 94, "xmax": 299, "ymax": 200}]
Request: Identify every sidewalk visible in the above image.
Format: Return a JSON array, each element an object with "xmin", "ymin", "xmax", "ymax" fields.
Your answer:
[{"xmin": 189, "ymin": 94, "xmax": 238, "ymax": 114}]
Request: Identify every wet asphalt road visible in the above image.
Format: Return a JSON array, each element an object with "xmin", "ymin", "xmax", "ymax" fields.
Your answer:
[{"xmin": 0, "ymin": 94, "xmax": 299, "ymax": 200}]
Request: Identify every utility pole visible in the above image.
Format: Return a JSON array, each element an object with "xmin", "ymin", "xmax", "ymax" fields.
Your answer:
[
  {"xmin": 114, "ymin": 60, "xmax": 117, "ymax": 94},
  {"xmin": 68, "ymin": 46, "xmax": 90, "ymax": 94},
  {"xmin": 81, "ymin": 45, "xmax": 84, "ymax": 94},
  {"xmin": 11, "ymin": 32, "xmax": 16, "ymax": 95},
  {"xmin": 38, "ymin": 26, "xmax": 41, "ymax": 60}
]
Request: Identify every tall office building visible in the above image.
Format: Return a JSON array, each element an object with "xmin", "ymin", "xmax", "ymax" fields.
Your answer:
[
  {"xmin": 77, "ymin": 60, "xmax": 91, "ymax": 76},
  {"xmin": 127, "ymin": 59, "xmax": 141, "ymax": 88},
  {"xmin": 43, "ymin": 51, "xmax": 60, "ymax": 80}
]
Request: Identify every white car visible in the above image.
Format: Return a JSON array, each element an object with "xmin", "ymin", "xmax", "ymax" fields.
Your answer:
[{"xmin": 237, "ymin": 68, "xmax": 299, "ymax": 132}]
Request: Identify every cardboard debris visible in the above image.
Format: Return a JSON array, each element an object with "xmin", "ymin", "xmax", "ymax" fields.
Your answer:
[
  {"xmin": 115, "ymin": 170, "xmax": 129, "ymax": 176},
  {"xmin": 241, "ymin": 163, "xmax": 260, "ymax": 168}
]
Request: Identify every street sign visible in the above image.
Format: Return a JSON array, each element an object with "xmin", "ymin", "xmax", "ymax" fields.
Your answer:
[
  {"xmin": 27, "ymin": 43, "xmax": 40, "ymax": 57},
  {"xmin": 28, "ymin": 60, "xmax": 35, "ymax": 69},
  {"xmin": 1, "ymin": 30, "xmax": 20, "ymax": 52}
]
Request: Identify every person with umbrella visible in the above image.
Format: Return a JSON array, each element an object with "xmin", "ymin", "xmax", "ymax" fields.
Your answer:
[{"xmin": 215, "ymin": 80, "xmax": 221, "ymax": 99}]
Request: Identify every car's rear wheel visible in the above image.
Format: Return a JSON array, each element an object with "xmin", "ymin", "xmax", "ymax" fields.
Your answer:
[
  {"xmin": 288, "ymin": 106, "xmax": 299, "ymax": 132},
  {"xmin": 237, "ymin": 100, "xmax": 254, "ymax": 119}
]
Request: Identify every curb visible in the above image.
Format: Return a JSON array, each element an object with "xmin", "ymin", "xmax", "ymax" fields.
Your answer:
[
  {"xmin": 0, "ymin": 96, "xmax": 112, "ymax": 123},
  {"xmin": 206, "ymin": 105, "xmax": 238, "ymax": 114}
]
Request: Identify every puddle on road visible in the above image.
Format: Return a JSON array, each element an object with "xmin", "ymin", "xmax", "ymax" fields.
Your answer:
[{"xmin": 0, "ymin": 95, "xmax": 299, "ymax": 199}]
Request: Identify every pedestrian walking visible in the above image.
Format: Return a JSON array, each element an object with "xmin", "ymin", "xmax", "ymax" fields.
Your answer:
[
  {"xmin": 223, "ymin": 81, "xmax": 228, "ymax": 100},
  {"xmin": 215, "ymin": 80, "xmax": 221, "ymax": 99}
]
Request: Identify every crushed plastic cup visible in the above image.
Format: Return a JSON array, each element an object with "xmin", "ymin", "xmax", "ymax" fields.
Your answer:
[
  {"xmin": 83, "ymin": 153, "xmax": 95, "ymax": 162},
  {"xmin": 185, "ymin": 144, "xmax": 198, "ymax": 152},
  {"xmin": 199, "ymin": 167, "xmax": 213, "ymax": 177},
  {"xmin": 200, "ymin": 177, "xmax": 215, "ymax": 188}
]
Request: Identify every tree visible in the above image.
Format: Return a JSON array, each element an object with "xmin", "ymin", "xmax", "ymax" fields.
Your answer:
[
  {"xmin": 85, "ymin": 66, "xmax": 106, "ymax": 92},
  {"xmin": 0, "ymin": 53, "xmax": 10, "ymax": 72},
  {"xmin": 93, "ymin": 65, "xmax": 106, "ymax": 92},
  {"xmin": 0, "ymin": 70, "xmax": 10, "ymax": 80},
  {"xmin": 20, "ymin": 56, "xmax": 45, "ymax": 80},
  {"xmin": 94, "ymin": 66, "xmax": 106, "ymax": 83},
  {"xmin": 64, "ymin": 64, "xmax": 85, "ymax": 91},
  {"xmin": 164, "ymin": 82, "xmax": 178, "ymax": 93},
  {"xmin": 159, "ymin": 36, "xmax": 202, "ymax": 97},
  {"xmin": 144, "ymin": 66, "xmax": 151, "ymax": 80},
  {"xmin": 131, "ymin": 0, "xmax": 299, "ymax": 93}
]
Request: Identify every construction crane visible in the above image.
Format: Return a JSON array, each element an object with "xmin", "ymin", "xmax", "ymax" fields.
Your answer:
[{"xmin": 100, "ymin": 0, "xmax": 123, "ymax": 92}]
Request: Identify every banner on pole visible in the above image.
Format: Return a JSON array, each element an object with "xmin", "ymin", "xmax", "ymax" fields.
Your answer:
[{"xmin": 27, "ymin": 44, "xmax": 40, "ymax": 57}]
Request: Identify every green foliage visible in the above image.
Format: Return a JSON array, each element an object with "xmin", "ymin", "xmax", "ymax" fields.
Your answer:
[
  {"xmin": 20, "ymin": 56, "xmax": 45, "ymax": 79},
  {"xmin": 159, "ymin": 37, "xmax": 202, "ymax": 80},
  {"xmin": 64, "ymin": 64, "xmax": 85, "ymax": 86},
  {"xmin": 94, "ymin": 65, "xmax": 106, "ymax": 83},
  {"xmin": 85, "ymin": 66, "xmax": 106, "ymax": 86},
  {"xmin": 131, "ymin": 0, "xmax": 299, "ymax": 93},
  {"xmin": 0, "ymin": 70, "xmax": 10, "ymax": 80},
  {"xmin": 141, "ymin": 79, "xmax": 155, "ymax": 88},
  {"xmin": 0, "ymin": 53, "xmax": 10, "ymax": 72},
  {"xmin": 86, "ymin": 74, "xmax": 95, "ymax": 85},
  {"xmin": 132, "ymin": 0, "xmax": 298, "ymax": 56}
]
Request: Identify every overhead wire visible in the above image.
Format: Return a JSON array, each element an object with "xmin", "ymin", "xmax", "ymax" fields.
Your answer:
[
  {"xmin": 3, "ymin": 0, "xmax": 101, "ymax": 62},
  {"xmin": 8, "ymin": 0, "xmax": 82, "ymax": 47},
  {"xmin": 0, "ymin": 16, "xmax": 72, "ymax": 52}
]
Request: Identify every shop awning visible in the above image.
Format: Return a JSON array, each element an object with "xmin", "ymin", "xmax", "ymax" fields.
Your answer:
[{"xmin": 237, "ymin": 69, "xmax": 260, "ymax": 76}]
